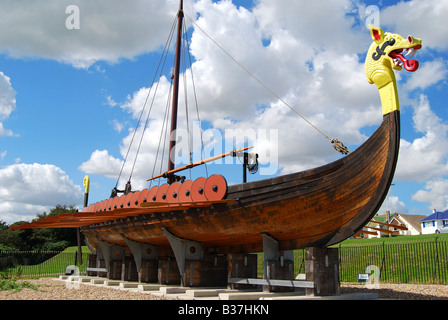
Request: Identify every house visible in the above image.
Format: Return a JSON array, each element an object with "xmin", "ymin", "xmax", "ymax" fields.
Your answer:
[
  {"xmin": 361, "ymin": 212, "xmax": 421, "ymax": 238},
  {"xmin": 420, "ymin": 209, "xmax": 448, "ymax": 235},
  {"xmin": 364, "ymin": 212, "xmax": 397, "ymax": 238},
  {"xmin": 389, "ymin": 214, "xmax": 425, "ymax": 235}
]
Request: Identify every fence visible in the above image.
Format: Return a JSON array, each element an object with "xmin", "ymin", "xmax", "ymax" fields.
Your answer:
[
  {"xmin": 337, "ymin": 238, "xmax": 448, "ymax": 284},
  {"xmin": 0, "ymin": 251, "xmax": 90, "ymax": 278},
  {"xmin": 255, "ymin": 237, "xmax": 448, "ymax": 285},
  {"xmin": 1, "ymin": 238, "xmax": 447, "ymax": 284}
]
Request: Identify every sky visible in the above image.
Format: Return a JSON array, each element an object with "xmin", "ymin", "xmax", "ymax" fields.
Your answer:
[{"xmin": 0, "ymin": 0, "xmax": 448, "ymax": 224}]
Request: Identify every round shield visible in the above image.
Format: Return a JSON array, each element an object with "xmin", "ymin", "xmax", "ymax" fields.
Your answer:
[
  {"xmin": 98, "ymin": 200, "xmax": 106, "ymax": 212},
  {"xmin": 130, "ymin": 191, "xmax": 140, "ymax": 208},
  {"xmin": 166, "ymin": 182, "xmax": 181, "ymax": 203},
  {"xmin": 178, "ymin": 180, "xmax": 193, "ymax": 202},
  {"xmin": 147, "ymin": 186, "xmax": 159, "ymax": 203},
  {"xmin": 137, "ymin": 188, "xmax": 150, "ymax": 206},
  {"xmin": 191, "ymin": 177, "xmax": 207, "ymax": 202},
  {"xmin": 105, "ymin": 198, "xmax": 114, "ymax": 212},
  {"xmin": 204, "ymin": 174, "xmax": 228, "ymax": 201},
  {"xmin": 116, "ymin": 195, "xmax": 126, "ymax": 209},
  {"xmin": 156, "ymin": 184, "xmax": 170, "ymax": 203},
  {"xmin": 123, "ymin": 192, "xmax": 134, "ymax": 208},
  {"xmin": 111, "ymin": 195, "xmax": 121, "ymax": 210}
]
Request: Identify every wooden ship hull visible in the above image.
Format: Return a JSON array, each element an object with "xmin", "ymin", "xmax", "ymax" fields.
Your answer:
[{"xmin": 80, "ymin": 110, "xmax": 399, "ymax": 255}]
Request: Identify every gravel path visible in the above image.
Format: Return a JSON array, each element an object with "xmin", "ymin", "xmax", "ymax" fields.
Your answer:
[
  {"xmin": 0, "ymin": 278, "xmax": 173, "ymax": 300},
  {"xmin": 341, "ymin": 282, "xmax": 448, "ymax": 300},
  {"xmin": 1, "ymin": 278, "xmax": 447, "ymax": 300}
]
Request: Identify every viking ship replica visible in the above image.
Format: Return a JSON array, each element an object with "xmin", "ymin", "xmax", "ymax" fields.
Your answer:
[{"xmin": 13, "ymin": 2, "xmax": 422, "ymax": 289}]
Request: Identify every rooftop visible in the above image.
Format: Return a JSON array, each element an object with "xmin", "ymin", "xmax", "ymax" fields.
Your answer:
[{"xmin": 419, "ymin": 210, "xmax": 448, "ymax": 222}]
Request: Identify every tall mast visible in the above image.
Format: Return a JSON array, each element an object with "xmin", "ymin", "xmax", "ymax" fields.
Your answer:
[{"xmin": 167, "ymin": 0, "xmax": 184, "ymax": 184}]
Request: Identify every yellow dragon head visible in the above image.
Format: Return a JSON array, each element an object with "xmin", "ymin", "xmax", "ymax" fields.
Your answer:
[{"xmin": 365, "ymin": 25, "xmax": 422, "ymax": 89}]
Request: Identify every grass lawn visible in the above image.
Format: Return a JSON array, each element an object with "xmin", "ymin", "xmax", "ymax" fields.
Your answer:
[
  {"xmin": 334, "ymin": 234, "xmax": 448, "ymax": 283},
  {"xmin": 334, "ymin": 233, "xmax": 448, "ymax": 246},
  {"xmin": 1, "ymin": 246, "xmax": 92, "ymax": 278}
]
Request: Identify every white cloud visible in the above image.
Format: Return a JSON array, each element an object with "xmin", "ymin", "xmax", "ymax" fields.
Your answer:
[
  {"xmin": 189, "ymin": 0, "xmax": 384, "ymax": 172},
  {"xmin": 79, "ymin": 121, "xmax": 175, "ymax": 191},
  {"xmin": 0, "ymin": 163, "xmax": 83, "ymax": 224},
  {"xmin": 381, "ymin": 0, "xmax": 448, "ymax": 51},
  {"xmin": 0, "ymin": 202, "xmax": 48, "ymax": 226},
  {"xmin": 0, "ymin": 123, "xmax": 13, "ymax": 137},
  {"xmin": 405, "ymin": 95, "xmax": 448, "ymax": 212},
  {"xmin": 395, "ymin": 95, "xmax": 448, "ymax": 182},
  {"xmin": 105, "ymin": 95, "xmax": 118, "ymax": 107},
  {"xmin": 253, "ymin": 0, "xmax": 367, "ymax": 54},
  {"xmin": 78, "ymin": 150, "xmax": 123, "ymax": 179},
  {"xmin": 0, "ymin": 71, "xmax": 16, "ymax": 136},
  {"xmin": 406, "ymin": 59, "xmax": 448, "ymax": 91},
  {"xmin": 110, "ymin": 120, "xmax": 125, "ymax": 133},
  {"xmin": 189, "ymin": 0, "xmax": 374, "ymax": 124},
  {"xmin": 378, "ymin": 195, "xmax": 408, "ymax": 214},
  {"xmin": 0, "ymin": 0, "xmax": 192, "ymax": 69},
  {"xmin": 412, "ymin": 179, "xmax": 448, "ymax": 211},
  {"xmin": 119, "ymin": 77, "xmax": 173, "ymax": 119}
]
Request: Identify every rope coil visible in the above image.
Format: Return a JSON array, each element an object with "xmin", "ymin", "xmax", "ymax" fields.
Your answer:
[{"xmin": 331, "ymin": 139, "xmax": 351, "ymax": 155}]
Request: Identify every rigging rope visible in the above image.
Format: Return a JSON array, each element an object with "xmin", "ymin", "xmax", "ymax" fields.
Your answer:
[
  {"xmin": 132, "ymin": 14, "xmax": 210, "ymax": 188},
  {"xmin": 182, "ymin": 20, "xmax": 209, "ymax": 178},
  {"xmin": 151, "ymin": 77, "xmax": 174, "ymax": 187},
  {"xmin": 181, "ymin": 22, "xmax": 192, "ymax": 165},
  {"xmin": 183, "ymin": 11, "xmax": 351, "ymax": 155},
  {"xmin": 113, "ymin": 15, "xmax": 178, "ymax": 192}
]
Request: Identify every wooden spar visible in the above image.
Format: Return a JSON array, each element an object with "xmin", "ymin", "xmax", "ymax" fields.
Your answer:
[
  {"xmin": 147, "ymin": 146, "xmax": 253, "ymax": 181},
  {"xmin": 365, "ymin": 226, "xmax": 396, "ymax": 234},
  {"xmin": 167, "ymin": 0, "xmax": 184, "ymax": 184},
  {"xmin": 354, "ymin": 230, "xmax": 378, "ymax": 236},
  {"xmin": 10, "ymin": 199, "xmax": 240, "ymax": 230},
  {"xmin": 371, "ymin": 219, "xmax": 408, "ymax": 231}
]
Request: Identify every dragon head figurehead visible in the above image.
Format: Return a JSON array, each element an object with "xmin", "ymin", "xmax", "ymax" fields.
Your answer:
[
  {"xmin": 365, "ymin": 25, "xmax": 422, "ymax": 88},
  {"xmin": 365, "ymin": 25, "xmax": 422, "ymax": 114}
]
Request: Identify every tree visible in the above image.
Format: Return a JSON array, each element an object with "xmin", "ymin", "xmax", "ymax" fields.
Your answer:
[
  {"xmin": 0, "ymin": 220, "xmax": 22, "ymax": 251},
  {"xmin": 3, "ymin": 205, "xmax": 83, "ymax": 251}
]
